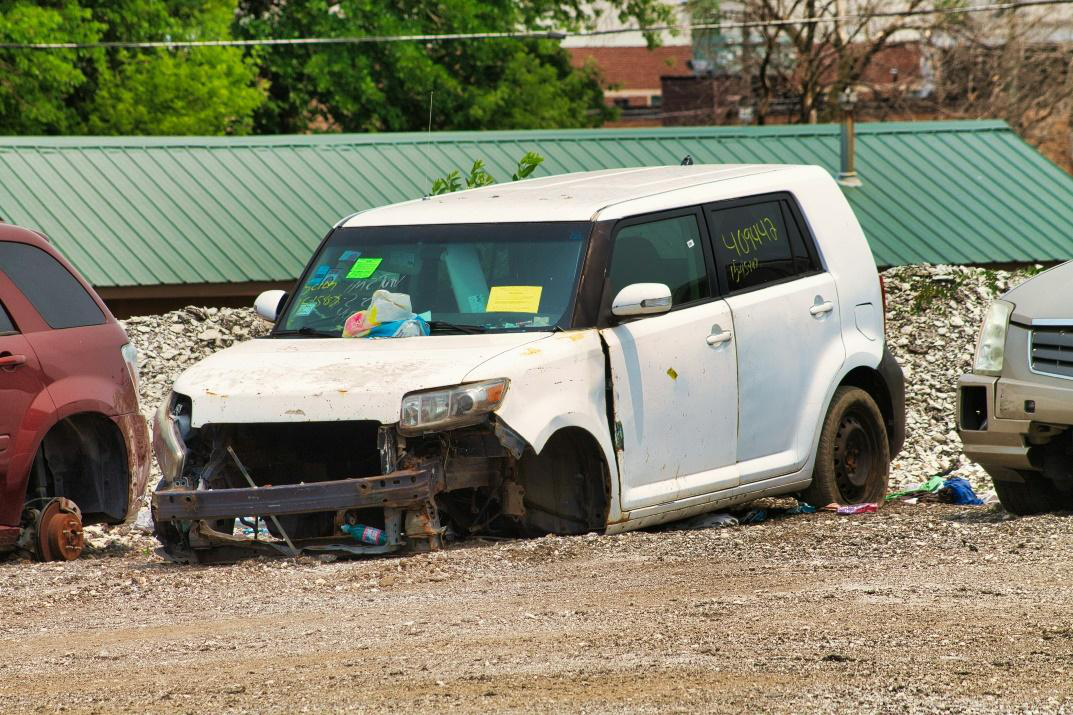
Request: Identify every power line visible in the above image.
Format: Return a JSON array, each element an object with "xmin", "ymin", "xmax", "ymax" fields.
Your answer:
[{"xmin": 0, "ymin": 0, "xmax": 1068, "ymax": 50}]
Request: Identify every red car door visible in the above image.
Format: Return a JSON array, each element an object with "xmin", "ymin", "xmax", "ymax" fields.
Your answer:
[{"xmin": 0, "ymin": 297, "xmax": 51, "ymax": 530}]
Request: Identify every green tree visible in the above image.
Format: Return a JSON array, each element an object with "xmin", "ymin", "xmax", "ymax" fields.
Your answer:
[
  {"xmin": 0, "ymin": 1, "xmax": 101, "ymax": 134},
  {"xmin": 235, "ymin": 0, "xmax": 674, "ymax": 133},
  {"xmin": 0, "ymin": 0, "xmax": 264, "ymax": 135},
  {"xmin": 83, "ymin": 0, "xmax": 265, "ymax": 134}
]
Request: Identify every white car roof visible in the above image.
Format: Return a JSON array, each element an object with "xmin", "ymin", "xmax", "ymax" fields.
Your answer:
[{"xmin": 342, "ymin": 164, "xmax": 806, "ymax": 227}]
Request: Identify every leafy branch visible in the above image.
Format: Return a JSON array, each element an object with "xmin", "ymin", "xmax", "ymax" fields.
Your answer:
[{"xmin": 431, "ymin": 152, "xmax": 545, "ymax": 195}]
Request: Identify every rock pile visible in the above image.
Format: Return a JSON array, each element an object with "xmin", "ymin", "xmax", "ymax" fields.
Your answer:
[
  {"xmin": 882, "ymin": 264, "xmax": 1035, "ymax": 491},
  {"xmin": 122, "ymin": 306, "xmax": 271, "ymax": 423},
  {"xmin": 117, "ymin": 263, "xmax": 1040, "ymax": 501}
]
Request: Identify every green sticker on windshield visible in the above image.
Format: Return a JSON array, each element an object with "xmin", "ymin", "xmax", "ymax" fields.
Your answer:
[{"xmin": 346, "ymin": 257, "xmax": 382, "ymax": 279}]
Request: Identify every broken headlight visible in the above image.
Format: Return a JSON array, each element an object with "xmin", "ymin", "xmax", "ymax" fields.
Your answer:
[
  {"xmin": 399, "ymin": 379, "xmax": 509, "ymax": 434},
  {"xmin": 973, "ymin": 300, "xmax": 1013, "ymax": 375},
  {"xmin": 152, "ymin": 392, "xmax": 191, "ymax": 481}
]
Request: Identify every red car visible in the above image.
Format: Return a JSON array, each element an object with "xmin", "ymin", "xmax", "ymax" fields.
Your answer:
[{"xmin": 0, "ymin": 224, "xmax": 150, "ymax": 561}]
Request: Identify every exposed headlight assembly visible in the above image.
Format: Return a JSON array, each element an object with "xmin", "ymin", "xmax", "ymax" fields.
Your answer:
[
  {"xmin": 399, "ymin": 379, "xmax": 509, "ymax": 434},
  {"xmin": 973, "ymin": 300, "xmax": 1014, "ymax": 375},
  {"xmin": 152, "ymin": 392, "xmax": 191, "ymax": 481}
]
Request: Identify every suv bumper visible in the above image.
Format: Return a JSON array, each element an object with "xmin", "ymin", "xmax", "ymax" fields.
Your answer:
[{"xmin": 957, "ymin": 373, "xmax": 1035, "ymax": 480}]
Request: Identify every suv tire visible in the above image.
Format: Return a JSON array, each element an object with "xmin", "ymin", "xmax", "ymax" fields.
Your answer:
[
  {"xmin": 802, "ymin": 387, "xmax": 890, "ymax": 506},
  {"xmin": 992, "ymin": 473, "xmax": 1061, "ymax": 515}
]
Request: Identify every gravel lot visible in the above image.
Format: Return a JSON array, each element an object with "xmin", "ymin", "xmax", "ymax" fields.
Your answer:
[
  {"xmin": 3, "ymin": 502, "xmax": 1073, "ymax": 713},
  {"xmin": 3, "ymin": 264, "xmax": 1070, "ymax": 713}
]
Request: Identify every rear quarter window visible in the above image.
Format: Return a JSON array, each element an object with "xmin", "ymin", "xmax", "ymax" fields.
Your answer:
[
  {"xmin": 0, "ymin": 242, "xmax": 105, "ymax": 329},
  {"xmin": 0, "ymin": 300, "xmax": 15, "ymax": 334},
  {"xmin": 708, "ymin": 199, "xmax": 817, "ymax": 293}
]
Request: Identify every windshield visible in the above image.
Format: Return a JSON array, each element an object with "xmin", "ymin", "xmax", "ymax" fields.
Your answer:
[{"xmin": 276, "ymin": 222, "xmax": 590, "ymax": 336}]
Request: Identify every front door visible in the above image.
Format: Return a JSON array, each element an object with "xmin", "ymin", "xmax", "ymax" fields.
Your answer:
[
  {"xmin": 0, "ymin": 298, "xmax": 49, "ymax": 526},
  {"xmin": 599, "ymin": 210, "xmax": 739, "ymax": 512},
  {"xmin": 706, "ymin": 194, "xmax": 846, "ymax": 483}
]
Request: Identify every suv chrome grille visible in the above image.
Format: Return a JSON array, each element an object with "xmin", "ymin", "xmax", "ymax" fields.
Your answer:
[{"xmin": 1030, "ymin": 328, "xmax": 1073, "ymax": 379}]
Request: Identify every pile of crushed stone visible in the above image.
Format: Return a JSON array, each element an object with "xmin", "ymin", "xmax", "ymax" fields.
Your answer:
[{"xmin": 882, "ymin": 264, "xmax": 1036, "ymax": 492}]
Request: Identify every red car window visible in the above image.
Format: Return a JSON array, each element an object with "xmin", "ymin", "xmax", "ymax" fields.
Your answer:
[
  {"xmin": 0, "ymin": 243, "xmax": 104, "ymax": 329},
  {"xmin": 0, "ymin": 301, "xmax": 15, "ymax": 334}
]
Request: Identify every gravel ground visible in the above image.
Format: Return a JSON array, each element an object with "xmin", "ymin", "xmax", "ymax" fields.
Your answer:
[
  {"xmin": 3, "ymin": 264, "xmax": 1066, "ymax": 713},
  {"xmin": 3, "ymin": 502, "xmax": 1073, "ymax": 713}
]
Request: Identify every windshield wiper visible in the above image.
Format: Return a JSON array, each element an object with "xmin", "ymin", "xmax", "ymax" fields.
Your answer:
[
  {"xmin": 270, "ymin": 326, "xmax": 340, "ymax": 338},
  {"xmin": 428, "ymin": 320, "xmax": 488, "ymax": 335}
]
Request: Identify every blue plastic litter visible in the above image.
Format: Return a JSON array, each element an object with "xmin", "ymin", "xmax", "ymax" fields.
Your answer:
[
  {"xmin": 738, "ymin": 508, "xmax": 767, "ymax": 524},
  {"xmin": 941, "ymin": 477, "xmax": 984, "ymax": 506},
  {"xmin": 786, "ymin": 503, "xmax": 818, "ymax": 515},
  {"xmin": 368, "ymin": 316, "xmax": 430, "ymax": 338}
]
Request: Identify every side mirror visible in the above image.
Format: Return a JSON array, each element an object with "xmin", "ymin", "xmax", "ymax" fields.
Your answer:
[
  {"xmin": 611, "ymin": 283, "xmax": 672, "ymax": 318},
  {"xmin": 254, "ymin": 290, "xmax": 288, "ymax": 323}
]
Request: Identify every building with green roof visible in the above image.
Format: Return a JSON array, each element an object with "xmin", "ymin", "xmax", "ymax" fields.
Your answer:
[{"xmin": 0, "ymin": 119, "xmax": 1069, "ymax": 313}]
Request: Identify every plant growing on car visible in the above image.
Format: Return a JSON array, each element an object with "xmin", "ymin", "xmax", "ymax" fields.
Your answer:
[{"xmin": 431, "ymin": 152, "xmax": 544, "ymax": 195}]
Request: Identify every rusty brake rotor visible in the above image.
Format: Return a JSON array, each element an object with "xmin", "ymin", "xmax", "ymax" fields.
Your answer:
[{"xmin": 36, "ymin": 498, "xmax": 84, "ymax": 562}]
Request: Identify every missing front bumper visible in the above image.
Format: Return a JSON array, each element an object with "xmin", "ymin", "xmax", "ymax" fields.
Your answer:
[
  {"xmin": 151, "ymin": 462, "xmax": 446, "ymax": 562},
  {"xmin": 154, "ymin": 466, "xmax": 442, "ymax": 521}
]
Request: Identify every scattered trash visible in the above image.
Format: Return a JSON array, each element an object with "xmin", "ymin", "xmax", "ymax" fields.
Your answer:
[
  {"xmin": 981, "ymin": 489, "xmax": 999, "ymax": 505},
  {"xmin": 133, "ymin": 506, "xmax": 154, "ymax": 533},
  {"xmin": 341, "ymin": 523, "xmax": 388, "ymax": 546},
  {"xmin": 235, "ymin": 517, "xmax": 271, "ymax": 537},
  {"xmin": 784, "ymin": 503, "xmax": 817, "ymax": 515},
  {"xmin": 938, "ymin": 477, "xmax": 985, "ymax": 506},
  {"xmin": 675, "ymin": 512, "xmax": 739, "ymax": 531},
  {"xmin": 825, "ymin": 503, "xmax": 879, "ymax": 515},
  {"xmin": 886, "ymin": 475, "xmax": 945, "ymax": 501},
  {"xmin": 738, "ymin": 508, "xmax": 767, "ymax": 525}
]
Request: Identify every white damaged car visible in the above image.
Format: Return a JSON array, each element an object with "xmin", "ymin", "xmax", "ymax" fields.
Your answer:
[{"xmin": 151, "ymin": 165, "xmax": 905, "ymax": 562}]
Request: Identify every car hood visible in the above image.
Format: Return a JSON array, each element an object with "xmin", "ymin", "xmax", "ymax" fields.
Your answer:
[
  {"xmin": 1007, "ymin": 260, "xmax": 1073, "ymax": 325},
  {"xmin": 173, "ymin": 333, "xmax": 551, "ymax": 427}
]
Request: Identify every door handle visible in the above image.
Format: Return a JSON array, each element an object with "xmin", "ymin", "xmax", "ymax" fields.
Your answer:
[
  {"xmin": 706, "ymin": 330, "xmax": 732, "ymax": 346},
  {"xmin": 0, "ymin": 353, "xmax": 26, "ymax": 369},
  {"xmin": 809, "ymin": 301, "xmax": 834, "ymax": 316}
]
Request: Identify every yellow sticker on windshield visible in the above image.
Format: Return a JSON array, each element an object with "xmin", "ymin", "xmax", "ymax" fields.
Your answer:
[
  {"xmin": 346, "ymin": 257, "xmax": 382, "ymax": 279},
  {"xmin": 485, "ymin": 286, "xmax": 542, "ymax": 313}
]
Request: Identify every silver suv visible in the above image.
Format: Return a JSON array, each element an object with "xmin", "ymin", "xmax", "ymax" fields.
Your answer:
[{"xmin": 959, "ymin": 262, "xmax": 1073, "ymax": 513}]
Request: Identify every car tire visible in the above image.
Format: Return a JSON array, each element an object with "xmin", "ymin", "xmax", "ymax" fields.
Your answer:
[
  {"xmin": 992, "ymin": 473, "xmax": 1062, "ymax": 515},
  {"xmin": 802, "ymin": 386, "xmax": 890, "ymax": 507}
]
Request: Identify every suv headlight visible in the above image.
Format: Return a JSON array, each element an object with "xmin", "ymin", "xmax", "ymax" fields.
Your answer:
[
  {"xmin": 973, "ymin": 300, "xmax": 1013, "ymax": 375},
  {"xmin": 152, "ymin": 392, "xmax": 191, "ymax": 481},
  {"xmin": 399, "ymin": 379, "xmax": 509, "ymax": 434}
]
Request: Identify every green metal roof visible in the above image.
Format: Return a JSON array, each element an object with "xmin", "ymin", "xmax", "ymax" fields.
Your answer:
[{"xmin": 0, "ymin": 120, "xmax": 1069, "ymax": 288}]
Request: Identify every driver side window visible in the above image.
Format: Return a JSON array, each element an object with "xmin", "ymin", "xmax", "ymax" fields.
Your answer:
[{"xmin": 608, "ymin": 214, "xmax": 710, "ymax": 307}]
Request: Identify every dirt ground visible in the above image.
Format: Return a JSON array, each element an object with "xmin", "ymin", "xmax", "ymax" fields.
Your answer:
[{"xmin": 3, "ymin": 501, "xmax": 1073, "ymax": 714}]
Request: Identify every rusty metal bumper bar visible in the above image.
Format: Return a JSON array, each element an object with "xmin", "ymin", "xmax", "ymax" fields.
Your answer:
[{"xmin": 152, "ymin": 464, "xmax": 443, "ymax": 522}]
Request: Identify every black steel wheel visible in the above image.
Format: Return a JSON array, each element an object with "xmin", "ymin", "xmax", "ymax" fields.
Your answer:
[{"xmin": 802, "ymin": 387, "xmax": 890, "ymax": 507}]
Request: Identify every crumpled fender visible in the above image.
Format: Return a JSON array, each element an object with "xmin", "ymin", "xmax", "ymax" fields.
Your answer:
[{"xmin": 464, "ymin": 329, "xmax": 623, "ymax": 523}]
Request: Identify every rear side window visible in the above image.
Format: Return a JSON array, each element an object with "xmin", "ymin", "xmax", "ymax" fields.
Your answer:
[
  {"xmin": 0, "ymin": 301, "xmax": 15, "ymax": 334},
  {"xmin": 608, "ymin": 214, "xmax": 710, "ymax": 306},
  {"xmin": 708, "ymin": 199, "xmax": 817, "ymax": 293},
  {"xmin": 0, "ymin": 243, "xmax": 105, "ymax": 329}
]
